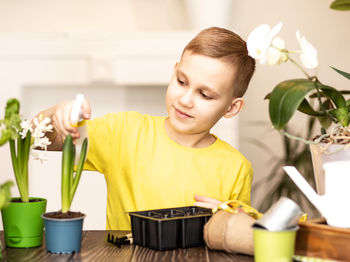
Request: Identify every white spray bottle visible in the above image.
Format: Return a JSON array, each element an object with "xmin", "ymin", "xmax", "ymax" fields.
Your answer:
[{"xmin": 70, "ymin": 94, "xmax": 89, "ymax": 165}]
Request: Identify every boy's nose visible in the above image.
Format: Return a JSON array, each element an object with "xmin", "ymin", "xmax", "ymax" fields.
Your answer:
[{"xmin": 179, "ymin": 90, "xmax": 194, "ymax": 108}]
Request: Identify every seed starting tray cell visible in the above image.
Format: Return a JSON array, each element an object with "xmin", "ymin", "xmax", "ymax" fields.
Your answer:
[{"xmin": 129, "ymin": 206, "xmax": 212, "ymax": 250}]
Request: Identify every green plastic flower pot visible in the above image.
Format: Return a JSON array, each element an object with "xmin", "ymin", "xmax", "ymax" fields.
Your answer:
[{"xmin": 1, "ymin": 197, "xmax": 47, "ymax": 248}]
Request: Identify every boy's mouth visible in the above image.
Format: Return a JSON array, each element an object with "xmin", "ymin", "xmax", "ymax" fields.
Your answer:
[{"xmin": 174, "ymin": 107, "xmax": 193, "ymax": 118}]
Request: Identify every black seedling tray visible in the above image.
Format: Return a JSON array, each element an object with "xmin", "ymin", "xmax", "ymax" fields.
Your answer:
[{"xmin": 129, "ymin": 206, "xmax": 212, "ymax": 250}]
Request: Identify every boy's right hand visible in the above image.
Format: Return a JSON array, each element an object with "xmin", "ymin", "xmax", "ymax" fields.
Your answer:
[
  {"xmin": 194, "ymin": 194, "xmax": 222, "ymax": 209},
  {"xmin": 45, "ymin": 98, "xmax": 91, "ymax": 150}
]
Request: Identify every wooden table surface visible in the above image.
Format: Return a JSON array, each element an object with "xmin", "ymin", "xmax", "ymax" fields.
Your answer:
[{"xmin": 1, "ymin": 231, "xmax": 254, "ymax": 262}]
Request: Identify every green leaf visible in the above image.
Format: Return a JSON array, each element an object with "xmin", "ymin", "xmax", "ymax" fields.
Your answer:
[
  {"xmin": 1, "ymin": 99, "xmax": 21, "ymax": 146},
  {"xmin": 317, "ymin": 100, "xmax": 333, "ymax": 130},
  {"xmin": 4, "ymin": 99, "xmax": 20, "ymax": 120},
  {"xmin": 329, "ymin": 107, "xmax": 349, "ymax": 126},
  {"xmin": 61, "ymin": 134, "xmax": 74, "ymax": 213},
  {"xmin": 0, "ymin": 181, "xmax": 14, "ymax": 209},
  {"xmin": 0, "ymin": 130, "xmax": 12, "ymax": 146},
  {"xmin": 318, "ymin": 84, "xmax": 347, "ymax": 108},
  {"xmin": 330, "ymin": 0, "xmax": 350, "ymax": 10},
  {"xmin": 309, "ymin": 90, "xmax": 350, "ymax": 98},
  {"xmin": 298, "ymin": 99, "xmax": 324, "ymax": 116},
  {"xmin": 331, "ymin": 66, "xmax": 350, "ymax": 79},
  {"xmin": 70, "ymin": 138, "xmax": 88, "ymax": 204},
  {"xmin": 268, "ymin": 79, "xmax": 316, "ymax": 130}
]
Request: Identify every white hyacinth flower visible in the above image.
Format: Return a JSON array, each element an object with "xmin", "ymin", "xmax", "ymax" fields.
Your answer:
[
  {"xmin": 247, "ymin": 22, "xmax": 283, "ymax": 64},
  {"xmin": 31, "ymin": 149, "xmax": 48, "ymax": 163},
  {"xmin": 19, "ymin": 120, "xmax": 33, "ymax": 139},
  {"xmin": 28, "ymin": 116, "xmax": 53, "ymax": 163},
  {"xmin": 33, "ymin": 136, "xmax": 51, "ymax": 150},
  {"xmin": 267, "ymin": 37, "xmax": 288, "ymax": 65},
  {"xmin": 296, "ymin": 30, "xmax": 318, "ymax": 69},
  {"xmin": 32, "ymin": 117, "xmax": 53, "ymax": 138}
]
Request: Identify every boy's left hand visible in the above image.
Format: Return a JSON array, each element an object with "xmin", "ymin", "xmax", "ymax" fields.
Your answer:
[{"xmin": 194, "ymin": 194, "xmax": 222, "ymax": 209}]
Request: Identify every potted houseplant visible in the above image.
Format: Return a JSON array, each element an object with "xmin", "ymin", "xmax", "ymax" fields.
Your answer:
[
  {"xmin": 41, "ymin": 134, "xmax": 88, "ymax": 254},
  {"xmin": 0, "ymin": 98, "xmax": 53, "ymax": 248},
  {"xmin": 0, "ymin": 181, "xmax": 13, "ymax": 258},
  {"xmin": 247, "ymin": 22, "xmax": 350, "ymax": 195}
]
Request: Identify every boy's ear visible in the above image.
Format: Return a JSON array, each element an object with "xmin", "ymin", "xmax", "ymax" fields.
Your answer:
[{"xmin": 223, "ymin": 98, "xmax": 245, "ymax": 118}]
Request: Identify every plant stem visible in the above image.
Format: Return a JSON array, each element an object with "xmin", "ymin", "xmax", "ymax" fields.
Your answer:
[
  {"xmin": 287, "ymin": 55, "xmax": 312, "ymax": 79},
  {"xmin": 278, "ymin": 129, "xmax": 329, "ymax": 145}
]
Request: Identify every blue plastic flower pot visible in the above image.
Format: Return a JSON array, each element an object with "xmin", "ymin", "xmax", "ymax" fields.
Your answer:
[{"xmin": 42, "ymin": 212, "xmax": 85, "ymax": 254}]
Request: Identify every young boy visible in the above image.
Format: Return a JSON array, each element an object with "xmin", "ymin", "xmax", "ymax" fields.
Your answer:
[{"xmin": 38, "ymin": 27, "xmax": 256, "ymax": 230}]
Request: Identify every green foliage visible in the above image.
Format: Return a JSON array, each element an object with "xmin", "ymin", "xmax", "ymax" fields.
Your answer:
[
  {"xmin": 0, "ymin": 181, "xmax": 13, "ymax": 259},
  {"xmin": 331, "ymin": 66, "xmax": 350, "ymax": 80},
  {"xmin": 61, "ymin": 134, "xmax": 88, "ymax": 213},
  {"xmin": 0, "ymin": 99, "xmax": 21, "ymax": 145},
  {"xmin": 0, "ymin": 99, "xmax": 31, "ymax": 202},
  {"xmin": 266, "ymin": 67, "xmax": 350, "ymax": 135},
  {"xmin": 9, "ymin": 130, "xmax": 31, "ymax": 203},
  {"xmin": 268, "ymin": 79, "xmax": 317, "ymax": 129},
  {"xmin": 0, "ymin": 181, "xmax": 13, "ymax": 210},
  {"xmin": 330, "ymin": 0, "xmax": 350, "ymax": 10}
]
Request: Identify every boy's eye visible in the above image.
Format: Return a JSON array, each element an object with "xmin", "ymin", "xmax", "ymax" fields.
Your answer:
[
  {"xmin": 177, "ymin": 78, "xmax": 186, "ymax": 86},
  {"xmin": 200, "ymin": 91, "xmax": 212, "ymax": 100}
]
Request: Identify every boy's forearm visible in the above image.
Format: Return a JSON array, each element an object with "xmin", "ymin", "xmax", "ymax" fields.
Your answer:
[{"xmin": 34, "ymin": 106, "xmax": 63, "ymax": 151}]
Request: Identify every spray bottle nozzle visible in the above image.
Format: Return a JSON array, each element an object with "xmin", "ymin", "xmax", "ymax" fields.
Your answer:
[{"xmin": 71, "ymin": 94, "xmax": 85, "ymax": 127}]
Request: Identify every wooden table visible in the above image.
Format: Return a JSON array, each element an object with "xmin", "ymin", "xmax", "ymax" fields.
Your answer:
[{"xmin": 1, "ymin": 231, "xmax": 254, "ymax": 262}]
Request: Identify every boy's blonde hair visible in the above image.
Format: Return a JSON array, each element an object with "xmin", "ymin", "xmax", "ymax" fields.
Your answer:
[{"xmin": 182, "ymin": 27, "xmax": 255, "ymax": 97}]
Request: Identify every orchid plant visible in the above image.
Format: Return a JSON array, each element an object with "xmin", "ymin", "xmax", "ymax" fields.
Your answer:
[
  {"xmin": 0, "ymin": 98, "xmax": 53, "ymax": 202},
  {"xmin": 247, "ymin": 22, "xmax": 350, "ymax": 145}
]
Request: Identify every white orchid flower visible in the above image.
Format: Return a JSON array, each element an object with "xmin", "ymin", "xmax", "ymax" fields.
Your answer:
[
  {"xmin": 267, "ymin": 37, "xmax": 288, "ymax": 65},
  {"xmin": 19, "ymin": 120, "xmax": 33, "ymax": 139},
  {"xmin": 247, "ymin": 22, "xmax": 283, "ymax": 64},
  {"xmin": 296, "ymin": 30, "xmax": 318, "ymax": 69}
]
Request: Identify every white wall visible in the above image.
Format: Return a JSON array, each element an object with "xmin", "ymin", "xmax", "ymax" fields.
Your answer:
[{"xmin": 0, "ymin": 0, "xmax": 349, "ymax": 227}]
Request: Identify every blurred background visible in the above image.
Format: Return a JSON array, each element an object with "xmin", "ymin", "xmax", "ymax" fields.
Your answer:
[{"xmin": 0, "ymin": 0, "xmax": 349, "ymax": 229}]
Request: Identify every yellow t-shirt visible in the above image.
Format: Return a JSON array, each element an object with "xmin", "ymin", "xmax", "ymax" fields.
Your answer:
[{"xmin": 84, "ymin": 111, "xmax": 253, "ymax": 230}]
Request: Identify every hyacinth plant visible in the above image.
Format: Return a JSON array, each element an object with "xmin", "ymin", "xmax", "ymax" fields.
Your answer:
[
  {"xmin": 61, "ymin": 134, "xmax": 88, "ymax": 213},
  {"xmin": 0, "ymin": 98, "xmax": 53, "ymax": 203},
  {"xmin": 247, "ymin": 22, "xmax": 350, "ymax": 146}
]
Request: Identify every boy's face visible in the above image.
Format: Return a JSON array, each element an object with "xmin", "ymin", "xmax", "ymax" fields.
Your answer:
[{"xmin": 165, "ymin": 51, "xmax": 243, "ymax": 136}]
